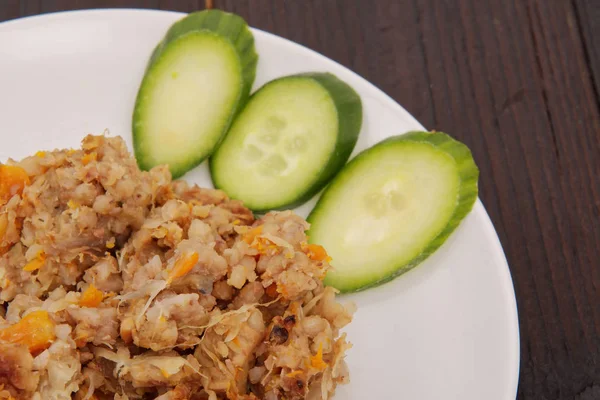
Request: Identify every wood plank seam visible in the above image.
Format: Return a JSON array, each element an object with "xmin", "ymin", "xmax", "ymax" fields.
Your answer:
[
  {"xmin": 571, "ymin": 0, "xmax": 600, "ymax": 116},
  {"xmin": 524, "ymin": 1, "xmax": 562, "ymax": 168},
  {"xmin": 412, "ymin": 0, "xmax": 438, "ymax": 127}
]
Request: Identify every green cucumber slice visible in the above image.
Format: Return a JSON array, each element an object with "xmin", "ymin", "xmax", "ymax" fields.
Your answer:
[
  {"xmin": 307, "ymin": 131, "xmax": 479, "ymax": 293},
  {"xmin": 133, "ymin": 10, "xmax": 257, "ymax": 179},
  {"xmin": 210, "ymin": 73, "xmax": 362, "ymax": 212}
]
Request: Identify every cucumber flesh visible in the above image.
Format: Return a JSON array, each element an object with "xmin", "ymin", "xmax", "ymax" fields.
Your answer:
[
  {"xmin": 307, "ymin": 131, "xmax": 479, "ymax": 293},
  {"xmin": 133, "ymin": 10, "xmax": 257, "ymax": 179},
  {"xmin": 210, "ymin": 73, "xmax": 362, "ymax": 212},
  {"xmin": 156, "ymin": 10, "xmax": 257, "ymax": 105}
]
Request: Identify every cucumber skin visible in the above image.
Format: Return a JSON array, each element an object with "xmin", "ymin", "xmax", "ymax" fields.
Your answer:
[
  {"xmin": 295, "ymin": 73, "xmax": 363, "ymax": 208},
  {"xmin": 308, "ymin": 131, "xmax": 479, "ymax": 293},
  {"xmin": 210, "ymin": 72, "xmax": 363, "ymax": 212},
  {"xmin": 133, "ymin": 10, "xmax": 258, "ymax": 178}
]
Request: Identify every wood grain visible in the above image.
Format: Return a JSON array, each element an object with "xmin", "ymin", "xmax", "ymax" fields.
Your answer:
[
  {"xmin": 574, "ymin": 0, "xmax": 600, "ymax": 108},
  {"xmin": 1, "ymin": 1, "xmax": 599, "ymax": 399}
]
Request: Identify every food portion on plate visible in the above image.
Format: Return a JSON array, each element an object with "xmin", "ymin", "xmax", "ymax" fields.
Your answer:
[
  {"xmin": 0, "ymin": 135, "xmax": 354, "ymax": 400},
  {"xmin": 0, "ymin": 8, "xmax": 482, "ymax": 400}
]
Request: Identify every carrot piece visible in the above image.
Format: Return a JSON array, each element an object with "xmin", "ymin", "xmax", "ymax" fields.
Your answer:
[
  {"xmin": 286, "ymin": 370, "xmax": 303, "ymax": 378},
  {"xmin": 167, "ymin": 252, "xmax": 199, "ymax": 284},
  {"xmin": 310, "ymin": 342, "xmax": 328, "ymax": 370},
  {"xmin": 23, "ymin": 252, "xmax": 46, "ymax": 272},
  {"xmin": 0, "ymin": 213, "xmax": 7, "ymax": 239},
  {"xmin": 81, "ymin": 152, "xmax": 97, "ymax": 165},
  {"xmin": 242, "ymin": 225, "xmax": 263, "ymax": 244},
  {"xmin": 305, "ymin": 243, "xmax": 332, "ymax": 262},
  {"xmin": 0, "ymin": 213, "xmax": 15, "ymax": 256},
  {"xmin": 0, "ymin": 310, "xmax": 56, "ymax": 354},
  {"xmin": 79, "ymin": 284, "xmax": 104, "ymax": 308},
  {"xmin": 0, "ymin": 165, "xmax": 30, "ymax": 206}
]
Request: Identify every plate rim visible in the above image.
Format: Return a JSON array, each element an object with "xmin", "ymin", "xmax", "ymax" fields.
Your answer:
[{"xmin": 0, "ymin": 8, "xmax": 520, "ymax": 399}]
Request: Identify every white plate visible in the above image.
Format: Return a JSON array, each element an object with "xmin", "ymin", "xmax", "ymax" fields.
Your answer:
[{"xmin": 0, "ymin": 9, "xmax": 519, "ymax": 400}]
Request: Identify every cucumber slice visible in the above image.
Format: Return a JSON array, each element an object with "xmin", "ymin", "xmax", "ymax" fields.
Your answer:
[
  {"xmin": 307, "ymin": 131, "xmax": 479, "ymax": 293},
  {"xmin": 133, "ymin": 10, "xmax": 257, "ymax": 179},
  {"xmin": 210, "ymin": 73, "xmax": 362, "ymax": 212}
]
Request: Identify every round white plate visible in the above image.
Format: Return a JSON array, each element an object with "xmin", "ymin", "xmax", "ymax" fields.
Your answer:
[{"xmin": 0, "ymin": 9, "xmax": 519, "ymax": 400}]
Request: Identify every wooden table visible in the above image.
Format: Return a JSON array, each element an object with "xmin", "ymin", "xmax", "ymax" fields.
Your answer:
[{"xmin": 1, "ymin": 1, "xmax": 599, "ymax": 399}]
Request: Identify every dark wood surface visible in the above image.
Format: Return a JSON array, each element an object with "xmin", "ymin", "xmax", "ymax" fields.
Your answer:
[{"xmin": 1, "ymin": 1, "xmax": 599, "ymax": 399}]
